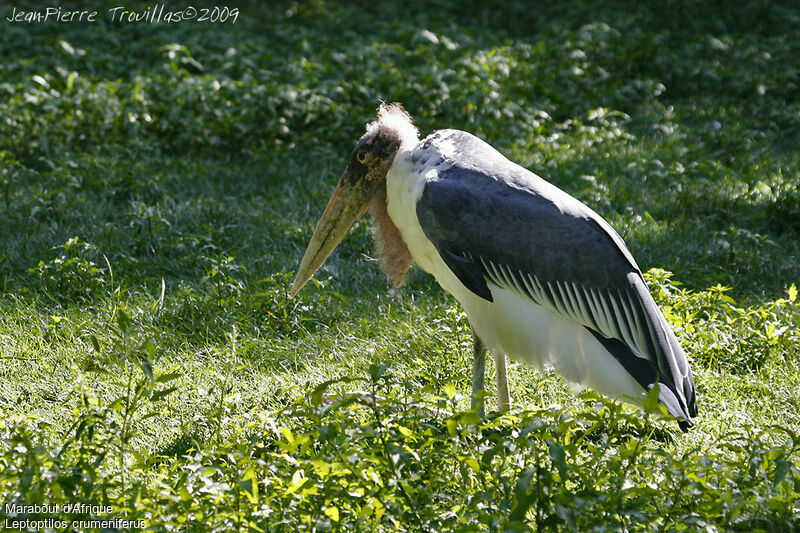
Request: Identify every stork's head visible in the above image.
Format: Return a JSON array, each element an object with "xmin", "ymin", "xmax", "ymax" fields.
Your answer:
[{"xmin": 290, "ymin": 103, "xmax": 418, "ymax": 296}]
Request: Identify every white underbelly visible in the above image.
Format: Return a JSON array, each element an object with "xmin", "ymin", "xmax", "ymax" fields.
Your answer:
[{"xmin": 460, "ymin": 285, "xmax": 644, "ymax": 402}]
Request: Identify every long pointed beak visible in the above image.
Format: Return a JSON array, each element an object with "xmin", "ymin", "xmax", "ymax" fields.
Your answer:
[{"xmin": 290, "ymin": 166, "xmax": 378, "ymax": 297}]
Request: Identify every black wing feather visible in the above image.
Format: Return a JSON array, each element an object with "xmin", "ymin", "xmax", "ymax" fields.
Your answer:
[{"xmin": 439, "ymin": 247, "xmax": 493, "ymax": 302}]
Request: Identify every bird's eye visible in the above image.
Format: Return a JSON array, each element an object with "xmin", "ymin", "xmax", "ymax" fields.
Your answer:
[{"xmin": 356, "ymin": 150, "xmax": 368, "ymax": 164}]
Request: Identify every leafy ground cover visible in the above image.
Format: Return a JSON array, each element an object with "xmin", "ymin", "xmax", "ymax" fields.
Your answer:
[{"xmin": 1, "ymin": 0, "xmax": 799, "ymax": 530}]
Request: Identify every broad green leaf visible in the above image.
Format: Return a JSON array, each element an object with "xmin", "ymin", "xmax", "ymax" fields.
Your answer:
[{"xmin": 324, "ymin": 506, "xmax": 340, "ymax": 522}]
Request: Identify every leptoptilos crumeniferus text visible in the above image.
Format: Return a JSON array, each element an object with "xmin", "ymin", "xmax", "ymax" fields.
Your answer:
[{"xmin": 290, "ymin": 103, "xmax": 697, "ymax": 430}]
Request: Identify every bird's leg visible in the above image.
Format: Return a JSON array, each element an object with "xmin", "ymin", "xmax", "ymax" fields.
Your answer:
[
  {"xmin": 495, "ymin": 352, "xmax": 511, "ymax": 412},
  {"xmin": 470, "ymin": 331, "xmax": 486, "ymax": 417}
]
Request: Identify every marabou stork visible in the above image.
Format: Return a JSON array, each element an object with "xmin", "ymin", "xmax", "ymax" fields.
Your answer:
[{"xmin": 290, "ymin": 103, "xmax": 697, "ymax": 430}]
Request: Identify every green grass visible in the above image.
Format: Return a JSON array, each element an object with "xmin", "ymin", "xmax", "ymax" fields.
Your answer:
[{"xmin": 1, "ymin": 0, "xmax": 799, "ymax": 530}]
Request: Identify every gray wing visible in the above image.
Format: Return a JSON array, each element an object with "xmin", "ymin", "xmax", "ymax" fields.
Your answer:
[{"xmin": 416, "ymin": 130, "xmax": 697, "ymax": 427}]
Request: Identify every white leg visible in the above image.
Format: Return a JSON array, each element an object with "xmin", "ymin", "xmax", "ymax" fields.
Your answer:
[{"xmin": 495, "ymin": 352, "xmax": 511, "ymax": 412}]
